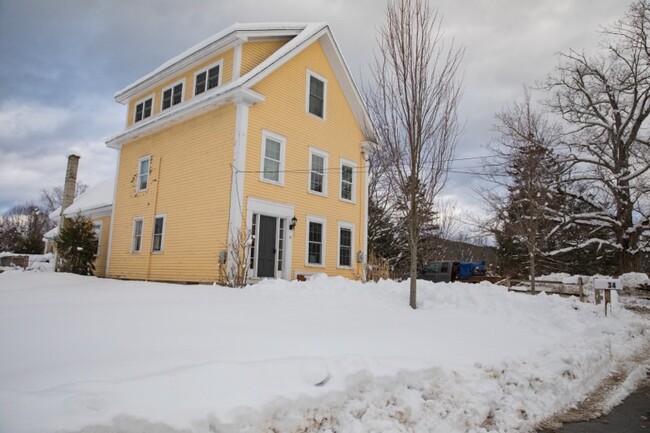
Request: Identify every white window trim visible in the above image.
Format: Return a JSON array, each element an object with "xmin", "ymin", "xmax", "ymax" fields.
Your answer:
[
  {"xmin": 131, "ymin": 217, "xmax": 144, "ymax": 253},
  {"xmin": 305, "ymin": 69, "xmax": 327, "ymax": 121},
  {"xmin": 339, "ymin": 158, "xmax": 357, "ymax": 203},
  {"xmin": 93, "ymin": 221, "xmax": 103, "ymax": 256},
  {"xmin": 151, "ymin": 213, "xmax": 166, "ymax": 253},
  {"xmin": 136, "ymin": 155, "xmax": 151, "ymax": 193},
  {"xmin": 260, "ymin": 130, "xmax": 286, "ymax": 186},
  {"xmin": 337, "ymin": 221, "xmax": 355, "ymax": 269},
  {"xmin": 194, "ymin": 59, "xmax": 224, "ymax": 96},
  {"xmin": 160, "ymin": 78, "xmax": 186, "ymax": 111},
  {"xmin": 308, "ymin": 147, "xmax": 328, "ymax": 196},
  {"xmin": 133, "ymin": 93, "xmax": 155, "ymax": 123},
  {"xmin": 305, "ymin": 215, "xmax": 326, "ymax": 267}
]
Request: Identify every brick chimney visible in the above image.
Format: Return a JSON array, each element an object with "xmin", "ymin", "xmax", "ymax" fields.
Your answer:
[{"xmin": 60, "ymin": 154, "xmax": 80, "ymax": 227}]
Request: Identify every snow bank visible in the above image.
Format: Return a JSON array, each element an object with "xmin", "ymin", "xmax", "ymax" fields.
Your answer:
[{"xmin": 0, "ymin": 273, "xmax": 648, "ymax": 433}]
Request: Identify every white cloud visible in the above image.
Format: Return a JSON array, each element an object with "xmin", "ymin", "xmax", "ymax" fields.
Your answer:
[{"xmin": 0, "ymin": 100, "xmax": 71, "ymax": 141}]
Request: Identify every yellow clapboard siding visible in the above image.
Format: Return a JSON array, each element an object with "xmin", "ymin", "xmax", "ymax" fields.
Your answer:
[
  {"xmin": 240, "ymin": 40, "xmax": 289, "ymax": 76},
  {"xmin": 93, "ymin": 215, "xmax": 111, "ymax": 278},
  {"xmin": 245, "ymin": 40, "xmax": 367, "ymax": 279},
  {"xmin": 108, "ymin": 105, "xmax": 236, "ymax": 283},
  {"xmin": 126, "ymin": 48, "xmax": 235, "ymax": 128}
]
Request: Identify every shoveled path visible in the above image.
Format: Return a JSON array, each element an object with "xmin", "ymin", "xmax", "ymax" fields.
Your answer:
[{"xmin": 540, "ymin": 380, "xmax": 649, "ymax": 433}]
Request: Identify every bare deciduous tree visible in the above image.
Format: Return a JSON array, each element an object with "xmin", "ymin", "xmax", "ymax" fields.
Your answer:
[
  {"xmin": 366, "ymin": 0, "xmax": 463, "ymax": 308},
  {"xmin": 546, "ymin": 0, "xmax": 650, "ymax": 273},
  {"xmin": 39, "ymin": 182, "xmax": 89, "ymax": 214}
]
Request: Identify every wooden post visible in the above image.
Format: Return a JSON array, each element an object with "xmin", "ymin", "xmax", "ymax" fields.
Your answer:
[
  {"xmin": 506, "ymin": 276, "xmax": 510, "ymax": 291},
  {"xmin": 595, "ymin": 289, "xmax": 602, "ymax": 305},
  {"xmin": 604, "ymin": 289, "xmax": 611, "ymax": 316},
  {"xmin": 578, "ymin": 277, "xmax": 584, "ymax": 303}
]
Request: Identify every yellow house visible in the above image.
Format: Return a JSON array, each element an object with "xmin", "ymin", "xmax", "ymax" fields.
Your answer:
[{"xmin": 105, "ymin": 23, "xmax": 373, "ymax": 283}]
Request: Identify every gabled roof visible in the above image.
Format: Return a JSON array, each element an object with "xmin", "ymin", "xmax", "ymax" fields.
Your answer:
[
  {"xmin": 107, "ymin": 22, "xmax": 373, "ymax": 149},
  {"xmin": 49, "ymin": 178, "xmax": 115, "ymax": 223}
]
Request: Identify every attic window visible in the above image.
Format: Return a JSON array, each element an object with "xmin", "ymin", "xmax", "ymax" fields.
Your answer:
[
  {"xmin": 195, "ymin": 61, "xmax": 222, "ymax": 95},
  {"xmin": 307, "ymin": 71, "xmax": 326, "ymax": 119},
  {"xmin": 134, "ymin": 96, "xmax": 153, "ymax": 123},
  {"xmin": 162, "ymin": 81, "xmax": 184, "ymax": 110}
]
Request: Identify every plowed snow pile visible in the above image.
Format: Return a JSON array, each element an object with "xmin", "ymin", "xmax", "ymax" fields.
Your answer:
[{"xmin": 0, "ymin": 272, "xmax": 648, "ymax": 432}]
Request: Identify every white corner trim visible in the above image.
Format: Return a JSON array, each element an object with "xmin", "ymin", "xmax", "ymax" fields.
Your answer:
[
  {"xmin": 232, "ymin": 43, "xmax": 243, "ymax": 80},
  {"xmin": 105, "ymin": 149, "xmax": 121, "ymax": 276},
  {"xmin": 226, "ymin": 100, "xmax": 251, "ymax": 273}
]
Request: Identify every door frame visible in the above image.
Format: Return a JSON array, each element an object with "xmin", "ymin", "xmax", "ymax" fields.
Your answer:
[{"xmin": 246, "ymin": 197, "xmax": 294, "ymax": 280}]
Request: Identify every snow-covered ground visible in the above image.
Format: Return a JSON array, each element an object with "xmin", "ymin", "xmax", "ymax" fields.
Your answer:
[{"xmin": 0, "ymin": 271, "xmax": 649, "ymax": 433}]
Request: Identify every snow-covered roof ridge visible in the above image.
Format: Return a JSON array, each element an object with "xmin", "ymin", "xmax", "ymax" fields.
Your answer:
[
  {"xmin": 114, "ymin": 22, "xmax": 326, "ymax": 103},
  {"xmin": 49, "ymin": 178, "xmax": 115, "ymax": 221}
]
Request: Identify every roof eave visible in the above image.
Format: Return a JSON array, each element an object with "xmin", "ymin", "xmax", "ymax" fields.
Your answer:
[{"xmin": 107, "ymin": 87, "xmax": 265, "ymax": 149}]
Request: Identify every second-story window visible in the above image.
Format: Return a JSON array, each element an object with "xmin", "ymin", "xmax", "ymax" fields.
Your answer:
[
  {"xmin": 195, "ymin": 63, "xmax": 221, "ymax": 95},
  {"xmin": 260, "ymin": 132, "xmax": 285, "ymax": 185},
  {"xmin": 162, "ymin": 82, "xmax": 183, "ymax": 110},
  {"xmin": 134, "ymin": 97, "xmax": 153, "ymax": 123},
  {"xmin": 309, "ymin": 149, "xmax": 328, "ymax": 195},
  {"xmin": 137, "ymin": 156, "xmax": 150, "ymax": 192}
]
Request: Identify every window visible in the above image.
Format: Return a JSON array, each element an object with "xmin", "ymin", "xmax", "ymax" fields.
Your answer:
[
  {"xmin": 338, "ymin": 224, "xmax": 353, "ymax": 268},
  {"xmin": 134, "ymin": 96, "xmax": 153, "ymax": 123},
  {"xmin": 132, "ymin": 218, "xmax": 144, "ymax": 253},
  {"xmin": 137, "ymin": 156, "xmax": 150, "ymax": 192},
  {"xmin": 92, "ymin": 221, "xmax": 102, "ymax": 255},
  {"xmin": 307, "ymin": 217, "xmax": 326, "ymax": 266},
  {"xmin": 306, "ymin": 71, "xmax": 326, "ymax": 119},
  {"xmin": 195, "ymin": 61, "xmax": 222, "ymax": 95},
  {"xmin": 261, "ymin": 132, "xmax": 285, "ymax": 184},
  {"xmin": 309, "ymin": 149, "xmax": 328, "ymax": 195},
  {"xmin": 277, "ymin": 218, "xmax": 285, "ymax": 272},
  {"xmin": 152, "ymin": 215, "xmax": 165, "ymax": 252},
  {"xmin": 340, "ymin": 160, "xmax": 356, "ymax": 202},
  {"xmin": 162, "ymin": 81, "xmax": 183, "ymax": 110}
]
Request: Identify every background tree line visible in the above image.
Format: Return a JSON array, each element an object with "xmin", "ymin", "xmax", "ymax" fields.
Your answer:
[
  {"xmin": 481, "ymin": 0, "xmax": 650, "ymax": 282},
  {"xmin": 0, "ymin": 182, "xmax": 87, "ymax": 254}
]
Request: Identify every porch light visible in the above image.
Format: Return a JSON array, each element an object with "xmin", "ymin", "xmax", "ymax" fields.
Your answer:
[{"xmin": 290, "ymin": 216, "xmax": 298, "ymax": 230}]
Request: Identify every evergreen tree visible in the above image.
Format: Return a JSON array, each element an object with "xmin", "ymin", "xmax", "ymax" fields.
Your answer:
[{"xmin": 55, "ymin": 215, "xmax": 97, "ymax": 275}]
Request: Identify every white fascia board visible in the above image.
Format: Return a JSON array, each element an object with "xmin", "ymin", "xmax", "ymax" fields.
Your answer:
[
  {"xmin": 106, "ymin": 87, "xmax": 264, "ymax": 149},
  {"xmin": 115, "ymin": 35, "xmax": 242, "ymax": 104},
  {"xmin": 63, "ymin": 205, "xmax": 113, "ymax": 219},
  {"xmin": 318, "ymin": 30, "xmax": 376, "ymax": 141},
  {"xmin": 115, "ymin": 25, "xmax": 308, "ymax": 104}
]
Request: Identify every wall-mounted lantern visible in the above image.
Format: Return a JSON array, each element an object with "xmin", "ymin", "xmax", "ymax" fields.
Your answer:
[{"xmin": 289, "ymin": 216, "xmax": 298, "ymax": 230}]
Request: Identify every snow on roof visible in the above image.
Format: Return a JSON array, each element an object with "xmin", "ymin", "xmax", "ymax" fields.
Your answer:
[
  {"xmin": 50, "ymin": 178, "xmax": 114, "ymax": 221},
  {"xmin": 115, "ymin": 22, "xmax": 323, "ymax": 102},
  {"xmin": 43, "ymin": 226, "xmax": 59, "ymax": 240}
]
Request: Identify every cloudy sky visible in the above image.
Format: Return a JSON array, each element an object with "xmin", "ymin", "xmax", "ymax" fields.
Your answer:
[{"xmin": 0, "ymin": 0, "xmax": 624, "ymax": 224}]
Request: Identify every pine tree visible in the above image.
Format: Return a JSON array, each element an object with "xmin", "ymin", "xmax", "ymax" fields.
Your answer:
[{"xmin": 55, "ymin": 215, "xmax": 97, "ymax": 275}]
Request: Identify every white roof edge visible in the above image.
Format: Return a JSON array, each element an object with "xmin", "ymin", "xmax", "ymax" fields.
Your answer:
[
  {"xmin": 114, "ymin": 22, "xmax": 313, "ymax": 104},
  {"xmin": 107, "ymin": 87, "xmax": 265, "ymax": 149}
]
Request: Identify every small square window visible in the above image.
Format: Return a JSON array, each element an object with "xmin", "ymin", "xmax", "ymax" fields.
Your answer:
[
  {"xmin": 162, "ymin": 82, "xmax": 183, "ymax": 110},
  {"xmin": 134, "ymin": 97, "xmax": 153, "ymax": 123},
  {"xmin": 195, "ymin": 62, "xmax": 221, "ymax": 96}
]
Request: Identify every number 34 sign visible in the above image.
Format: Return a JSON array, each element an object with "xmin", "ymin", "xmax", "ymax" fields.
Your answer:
[{"xmin": 594, "ymin": 278, "xmax": 621, "ymax": 290}]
